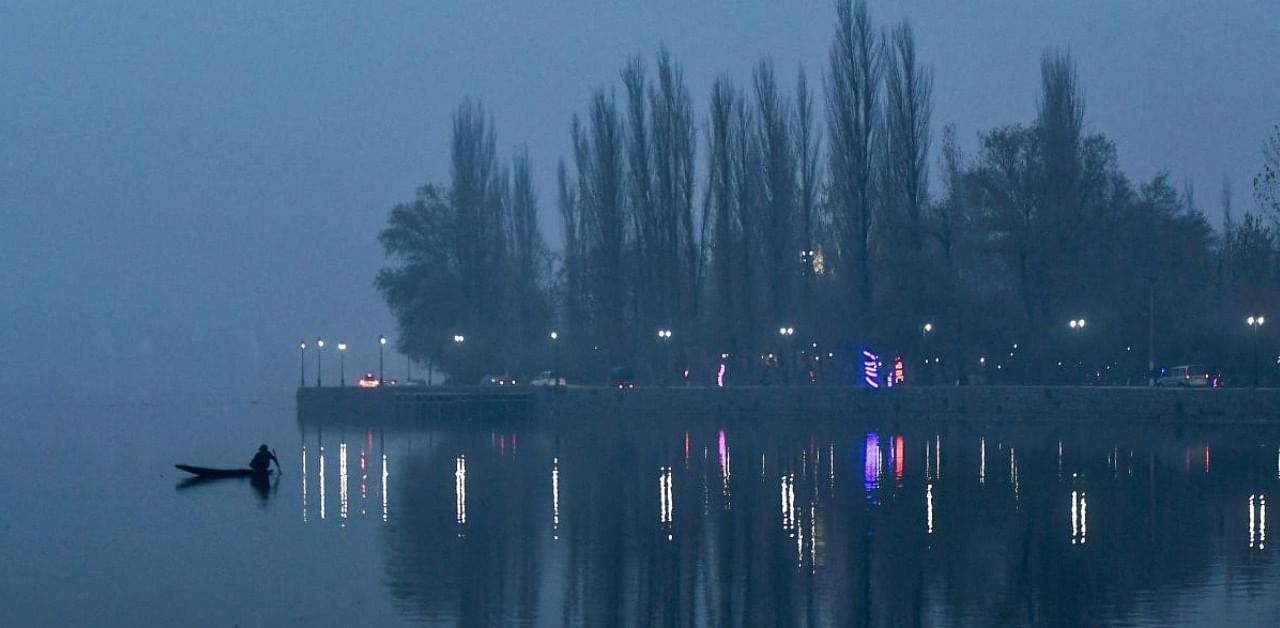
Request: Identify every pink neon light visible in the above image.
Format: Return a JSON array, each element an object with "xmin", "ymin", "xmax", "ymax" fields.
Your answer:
[{"xmin": 717, "ymin": 363, "xmax": 726, "ymax": 387}]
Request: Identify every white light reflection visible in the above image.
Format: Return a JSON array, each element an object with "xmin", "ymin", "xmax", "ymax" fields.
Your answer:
[
  {"xmin": 455, "ymin": 456, "xmax": 467, "ymax": 529},
  {"xmin": 809, "ymin": 503, "xmax": 818, "ymax": 570},
  {"xmin": 552, "ymin": 457, "xmax": 561, "ymax": 539},
  {"xmin": 302, "ymin": 445, "xmax": 308, "ymax": 523},
  {"xmin": 381, "ymin": 453, "xmax": 389, "ymax": 523},
  {"xmin": 319, "ymin": 445, "xmax": 327, "ymax": 520},
  {"xmin": 1010, "ymin": 448, "xmax": 1020, "ymax": 502},
  {"xmin": 926, "ymin": 483, "xmax": 934, "ymax": 535},
  {"xmin": 935, "ymin": 434, "xmax": 942, "ymax": 479},
  {"xmin": 1071, "ymin": 490, "xmax": 1088, "ymax": 545},
  {"xmin": 796, "ymin": 496, "xmax": 805, "ymax": 567},
  {"xmin": 339, "ymin": 443, "xmax": 348, "ymax": 523},
  {"xmin": 1249, "ymin": 494, "xmax": 1267, "ymax": 550},
  {"xmin": 828, "ymin": 443, "xmax": 835, "ymax": 494},
  {"xmin": 1057, "ymin": 441, "xmax": 1063, "ymax": 480},
  {"xmin": 979, "ymin": 438, "xmax": 986, "ymax": 484},
  {"xmin": 781, "ymin": 473, "xmax": 797, "ymax": 535},
  {"xmin": 659, "ymin": 466, "xmax": 673, "ymax": 540},
  {"xmin": 360, "ymin": 448, "xmax": 367, "ymax": 516}
]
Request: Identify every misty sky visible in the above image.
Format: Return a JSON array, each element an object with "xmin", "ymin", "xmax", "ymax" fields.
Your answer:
[{"xmin": 2, "ymin": 1, "xmax": 1276, "ymax": 401}]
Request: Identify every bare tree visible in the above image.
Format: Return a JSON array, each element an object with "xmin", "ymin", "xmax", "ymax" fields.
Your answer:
[
  {"xmin": 1255, "ymin": 125, "xmax": 1280, "ymax": 222},
  {"xmin": 826, "ymin": 0, "xmax": 882, "ymax": 330},
  {"xmin": 753, "ymin": 57, "xmax": 797, "ymax": 330},
  {"xmin": 572, "ymin": 89, "xmax": 629, "ymax": 366},
  {"xmin": 706, "ymin": 76, "xmax": 741, "ymax": 362},
  {"xmin": 880, "ymin": 20, "xmax": 934, "ymax": 357},
  {"xmin": 794, "ymin": 66, "xmax": 822, "ymax": 330},
  {"xmin": 649, "ymin": 47, "xmax": 699, "ymax": 338},
  {"xmin": 509, "ymin": 147, "xmax": 551, "ymax": 370}
]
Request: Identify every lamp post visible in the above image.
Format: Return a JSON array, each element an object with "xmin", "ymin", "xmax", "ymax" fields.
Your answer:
[
  {"xmin": 452, "ymin": 334, "xmax": 465, "ymax": 385},
  {"xmin": 921, "ymin": 323, "xmax": 934, "ymax": 385},
  {"xmin": 1248, "ymin": 315, "xmax": 1266, "ymax": 388},
  {"xmin": 1068, "ymin": 319, "xmax": 1088, "ymax": 385},
  {"xmin": 550, "ymin": 331, "xmax": 560, "ymax": 380},
  {"xmin": 316, "ymin": 338, "xmax": 324, "ymax": 387},
  {"xmin": 657, "ymin": 329, "xmax": 673, "ymax": 386},
  {"xmin": 778, "ymin": 326, "xmax": 795, "ymax": 384},
  {"xmin": 337, "ymin": 343, "xmax": 347, "ymax": 386},
  {"xmin": 299, "ymin": 341, "xmax": 307, "ymax": 387},
  {"xmin": 379, "ymin": 335, "xmax": 387, "ymax": 384}
]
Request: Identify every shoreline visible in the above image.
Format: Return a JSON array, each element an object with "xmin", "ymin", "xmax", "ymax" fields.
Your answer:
[{"xmin": 297, "ymin": 385, "xmax": 1280, "ymax": 427}]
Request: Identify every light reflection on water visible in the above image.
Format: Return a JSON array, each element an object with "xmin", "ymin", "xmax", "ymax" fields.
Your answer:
[{"xmin": 290, "ymin": 419, "xmax": 1280, "ymax": 627}]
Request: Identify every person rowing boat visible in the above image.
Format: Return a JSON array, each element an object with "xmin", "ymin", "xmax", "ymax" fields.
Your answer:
[{"xmin": 249, "ymin": 445, "xmax": 281, "ymax": 474}]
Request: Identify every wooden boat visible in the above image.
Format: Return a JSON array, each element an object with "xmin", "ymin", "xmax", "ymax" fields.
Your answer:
[{"xmin": 174, "ymin": 464, "xmax": 272, "ymax": 478}]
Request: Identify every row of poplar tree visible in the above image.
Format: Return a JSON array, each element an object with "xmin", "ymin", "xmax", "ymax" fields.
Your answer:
[{"xmin": 377, "ymin": 0, "xmax": 1280, "ymax": 386}]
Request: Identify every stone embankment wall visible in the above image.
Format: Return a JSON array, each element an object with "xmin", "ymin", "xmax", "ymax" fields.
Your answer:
[{"xmin": 299, "ymin": 385, "xmax": 1280, "ymax": 426}]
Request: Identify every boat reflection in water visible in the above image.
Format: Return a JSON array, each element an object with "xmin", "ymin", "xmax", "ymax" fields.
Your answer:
[
  {"xmin": 296, "ymin": 418, "xmax": 1280, "ymax": 627},
  {"xmin": 175, "ymin": 470, "xmax": 276, "ymax": 503}
]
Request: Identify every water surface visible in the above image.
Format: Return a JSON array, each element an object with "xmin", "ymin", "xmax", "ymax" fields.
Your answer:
[{"xmin": 4, "ymin": 398, "xmax": 1278, "ymax": 626}]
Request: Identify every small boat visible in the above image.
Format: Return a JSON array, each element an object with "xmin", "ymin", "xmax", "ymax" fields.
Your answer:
[{"xmin": 175, "ymin": 464, "xmax": 272, "ymax": 478}]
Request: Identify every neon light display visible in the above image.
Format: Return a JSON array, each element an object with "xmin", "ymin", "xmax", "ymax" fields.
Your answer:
[{"xmin": 862, "ymin": 350, "xmax": 880, "ymax": 388}]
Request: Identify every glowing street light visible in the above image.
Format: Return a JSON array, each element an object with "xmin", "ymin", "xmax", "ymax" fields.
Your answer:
[
  {"xmin": 316, "ymin": 337, "xmax": 324, "ymax": 387},
  {"xmin": 379, "ymin": 335, "xmax": 387, "ymax": 385},
  {"xmin": 338, "ymin": 342, "xmax": 348, "ymax": 386},
  {"xmin": 550, "ymin": 331, "xmax": 561, "ymax": 376},
  {"xmin": 299, "ymin": 341, "xmax": 307, "ymax": 387},
  {"xmin": 1248, "ymin": 315, "xmax": 1267, "ymax": 387},
  {"xmin": 453, "ymin": 334, "xmax": 466, "ymax": 344},
  {"xmin": 922, "ymin": 322, "xmax": 934, "ymax": 335},
  {"xmin": 657, "ymin": 329, "xmax": 673, "ymax": 386},
  {"xmin": 1069, "ymin": 318, "xmax": 1087, "ymax": 329}
]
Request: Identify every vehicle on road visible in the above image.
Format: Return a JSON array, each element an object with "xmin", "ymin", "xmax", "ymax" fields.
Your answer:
[
  {"xmin": 530, "ymin": 371, "xmax": 566, "ymax": 386},
  {"xmin": 481, "ymin": 374, "xmax": 518, "ymax": 386},
  {"xmin": 610, "ymin": 366, "xmax": 636, "ymax": 389},
  {"xmin": 357, "ymin": 373, "xmax": 381, "ymax": 388},
  {"xmin": 1156, "ymin": 365, "xmax": 1211, "ymax": 387}
]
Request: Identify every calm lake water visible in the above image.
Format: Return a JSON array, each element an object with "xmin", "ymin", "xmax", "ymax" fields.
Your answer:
[{"xmin": 4, "ymin": 396, "xmax": 1280, "ymax": 627}]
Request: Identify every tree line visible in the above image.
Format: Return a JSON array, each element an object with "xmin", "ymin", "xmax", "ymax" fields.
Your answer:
[{"xmin": 378, "ymin": 0, "xmax": 1280, "ymax": 386}]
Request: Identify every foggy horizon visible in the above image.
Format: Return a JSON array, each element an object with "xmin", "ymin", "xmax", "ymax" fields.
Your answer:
[{"xmin": 3, "ymin": 1, "xmax": 1277, "ymax": 400}]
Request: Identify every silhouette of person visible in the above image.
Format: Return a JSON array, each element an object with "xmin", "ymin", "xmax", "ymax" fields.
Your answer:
[{"xmin": 250, "ymin": 444, "xmax": 280, "ymax": 473}]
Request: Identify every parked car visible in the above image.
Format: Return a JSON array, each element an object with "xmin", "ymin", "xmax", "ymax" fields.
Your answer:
[
  {"xmin": 481, "ymin": 374, "xmax": 519, "ymax": 386},
  {"xmin": 1156, "ymin": 365, "xmax": 1211, "ymax": 387},
  {"xmin": 530, "ymin": 371, "xmax": 567, "ymax": 386},
  {"xmin": 610, "ymin": 366, "xmax": 635, "ymax": 389},
  {"xmin": 356, "ymin": 373, "xmax": 381, "ymax": 388}
]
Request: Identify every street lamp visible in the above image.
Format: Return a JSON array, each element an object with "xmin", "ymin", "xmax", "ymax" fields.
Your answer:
[
  {"xmin": 453, "ymin": 334, "xmax": 466, "ymax": 344},
  {"xmin": 337, "ymin": 342, "xmax": 347, "ymax": 386},
  {"xmin": 550, "ymin": 331, "xmax": 560, "ymax": 378},
  {"xmin": 657, "ymin": 329, "xmax": 673, "ymax": 386},
  {"xmin": 373, "ymin": 337, "xmax": 384, "ymax": 386},
  {"xmin": 1068, "ymin": 319, "xmax": 1088, "ymax": 384},
  {"xmin": 316, "ymin": 338, "xmax": 324, "ymax": 387},
  {"xmin": 1248, "ymin": 315, "xmax": 1266, "ymax": 387},
  {"xmin": 921, "ymin": 323, "xmax": 935, "ymax": 384},
  {"xmin": 299, "ymin": 341, "xmax": 307, "ymax": 387},
  {"xmin": 779, "ymin": 326, "xmax": 795, "ymax": 384}
]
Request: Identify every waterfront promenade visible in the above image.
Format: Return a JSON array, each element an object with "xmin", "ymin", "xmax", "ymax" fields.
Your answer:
[{"xmin": 297, "ymin": 385, "xmax": 1280, "ymax": 427}]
